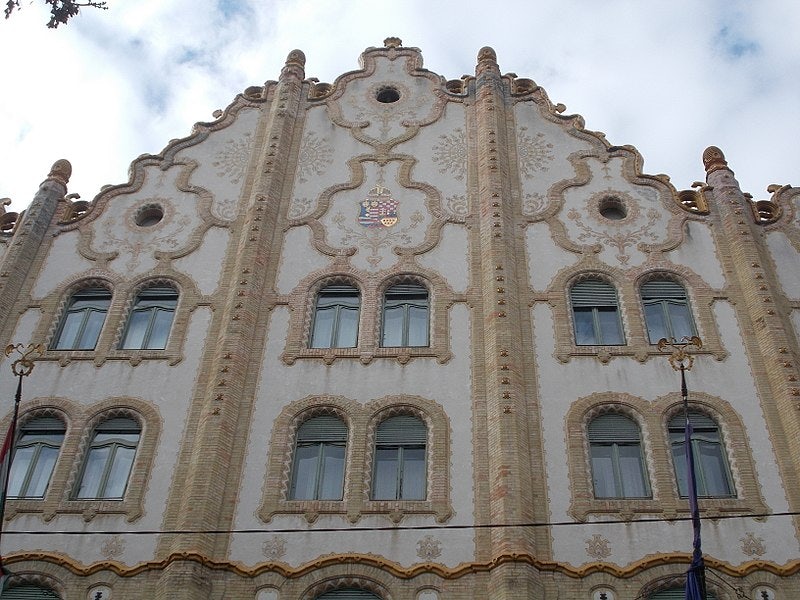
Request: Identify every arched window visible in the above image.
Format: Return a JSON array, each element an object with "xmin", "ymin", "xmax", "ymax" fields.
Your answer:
[
  {"xmin": 289, "ymin": 415, "xmax": 347, "ymax": 500},
  {"xmin": 381, "ymin": 283, "xmax": 429, "ymax": 347},
  {"xmin": 2, "ymin": 585, "xmax": 61, "ymax": 599},
  {"xmin": 52, "ymin": 287, "xmax": 111, "ymax": 350},
  {"xmin": 310, "ymin": 285, "xmax": 360, "ymax": 348},
  {"xmin": 316, "ymin": 590, "xmax": 381, "ymax": 600},
  {"xmin": 75, "ymin": 417, "xmax": 140, "ymax": 499},
  {"xmin": 372, "ymin": 415, "xmax": 427, "ymax": 500},
  {"xmin": 641, "ymin": 279, "xmax": 696, "ymax": 343},
  {"xmin": 588, "ymin": 413, "xmax": 650, "ymax": 498},
  {"xmin": 8, "ymin": 416, "xmax": 65, "ymax": 499},
  {"xmin": 570, "ymin": 279, "xmax": 624, "ymax": 345},
  {"xmin": 669, "ymin": 412, "xmax": 734, "ymax": 498},
  {"xmin": 120, "ymin": 285, "xmax": 178, "ymax": 349}
]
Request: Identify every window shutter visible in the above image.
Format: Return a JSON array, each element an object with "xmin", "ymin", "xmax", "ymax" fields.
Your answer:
[
  {"xmin": 588, "ymin": 413, "xmax": 641, "ymax": 443},
  {"xmin": 386, "ymin": 283, "xmax": 427, "ymax": 298},
  {"xmin": 21, "ymin": 417, "xmax": 65, "ymax": 433},
  {"xmin": 319, "ymin": 285, "xmax": 359, "ymax": 295},
  {"xmin": 297, "ymin": 416, "xmax": 347, "ymax": 443},
  {"xmin": 95, "ymin": 417, "xmax": 140, "ymax": 432},
  {"xmin": 138, "ymin": 286, "xmax": 177, "ymax": 298},
  {"xmin": 668, "ymin": 412, "xmax": 717, "ymax": 431},
  {"xmin": 3, "ymin": 586, "xmax": 61, "ymax": 599},
  {"xmin": 376, "ymin": 416, "xmax": 426, "ymax": 445},
  {"xmin": 570, "ymin": 280, "xmax": 618, "ymax": 307},
  {"xmin": 316, "ymin": 590, "xmax": 381, "ymax": 600},
  {"xmin": 641, "ymin": 280, "xmax": 687, "ymax": 300}
]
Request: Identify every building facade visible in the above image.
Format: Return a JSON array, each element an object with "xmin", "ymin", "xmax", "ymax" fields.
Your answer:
[{"xmin": 0, "ymin": 38, "xmax": 799, "ymax": 599}]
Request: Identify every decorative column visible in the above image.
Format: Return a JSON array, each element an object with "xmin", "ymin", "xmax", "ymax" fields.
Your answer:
[
  {"xmin": 471, "ymin": 47, "xmax": 547, "ymax": 597},
  {"xmin": 703, "ymin": 146, "xmax": 800, "ymax": 525},
  {"xmin": 155, "ymin": 52, "xmax": 308, "ymax": 599}
]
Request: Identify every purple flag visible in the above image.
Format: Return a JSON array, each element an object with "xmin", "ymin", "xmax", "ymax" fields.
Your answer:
[{"xmin": 684, "ymin": 417, "xmax": 706, "ymax": 600}]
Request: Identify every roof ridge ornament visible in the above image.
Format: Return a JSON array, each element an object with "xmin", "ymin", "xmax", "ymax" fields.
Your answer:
[{"xmin": 384, "ymin": 37, "xmax": 402, "ymax": 48}]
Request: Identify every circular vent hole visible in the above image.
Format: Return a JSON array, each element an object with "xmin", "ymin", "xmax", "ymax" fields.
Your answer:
[
  {"xmin": 135, "ymin": 205, "xmax": 164, "ymax": 227},
  {"xmin": 598, "ymin": 196, "xmax": 627, "ymax": 220},
  {"xmin": 376, "ymin": 87, "xmax": 400, "ymax": 103}
]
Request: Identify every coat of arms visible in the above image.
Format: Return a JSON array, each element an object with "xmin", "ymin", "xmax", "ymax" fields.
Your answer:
[{"xmin": 358, "ymin": 185, "xmax": 398, "ymax": 228}]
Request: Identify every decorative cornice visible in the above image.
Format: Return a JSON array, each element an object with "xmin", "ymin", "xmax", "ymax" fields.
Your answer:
[{"xmin": 5, "ymin": 550, "xmax": 799, "ymax": 581}]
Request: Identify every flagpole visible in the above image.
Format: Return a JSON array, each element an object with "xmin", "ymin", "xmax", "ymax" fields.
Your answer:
[
  {"xmin": 0, "ymin": 344, "xmax": 43, "ymax": 578},
  {"xmin": 658, "ymin": 336, "xmax": 706, "ymax": 600}
]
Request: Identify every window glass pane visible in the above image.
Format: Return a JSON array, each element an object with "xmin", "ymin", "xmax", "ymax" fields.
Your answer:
[
  {"xmin": 381, "ymin": 306, "xmax": 404, "ymax": 347},
  {"xmin": 311, "ymin": 307, "xmax": 335, "ymax": 348},
  {"xmin": 54, "ymin": 312, "xmax": 83, "ymax": 350},
  {"xmin": 121, "ymin": 311, "xmax": 149, "ymax": 349},
  {"xmin": 76, "ymin": 446, "xmax": 110, "ymax": 498},
  {"xmin": 573, "ymin": 308, "xmax": 597, "ymax": 345},
  {"xmin": 147, "ymin": 309, "xmax": 174, "ymax": 349},
  {"xmin": 291, "ymin": 444, "xmax": 320, "ymax": 500},
  {"xmin": 697, "ymin": 440, "xmax": 732, "ymax": 496},
  {"xmin": 7, "ymin": 446, "xmax": 35, "ymax": 497},
  {"xmin": 407, "ymin": 306, "xmax": 429, "ymax": 347},
  {"xmin": 25, "ymin": 446, "xmax": 60, "ymax": 498},
  {"xmin": 590, "ymin": 444, "xmax": 616, "ymax": 498},
  {"xmin": 671, "ymin": 442, "xmax": 688, "ymax": 497},
  {"xmin": 597, "ymin": 307, "xmax": 623, "ymax": 344},
  {"xmin": 75, "ymin": 310, "xmax": 105, "ymax": 349},
  {"xmin": 666, "ymin": 303, "xmax": 695, "ymax": 340},
  {"xmin": 617, "ymin": 444, "xmax": 648, "ymax": 497},
  {"xmin": 319, "ymin": 443, "xmax": 346, "ymax": 500},
  {"xmin": 104, "ymin": 446, "xmax": 136, "ymax": 498},
  {"xmin": 643, "ymin": 303, "xmax": 667, "ymax": 343},
  {"xmin": 401, "ymin": 447, "xmax": 426, "ymax": 500},
  {"xmin": 335, "ymin": 307, "xmax": 359, "ymax": 348},
  {"xmin": 373, "ymin": 447, "xmax": 399, "ymax": 499}
]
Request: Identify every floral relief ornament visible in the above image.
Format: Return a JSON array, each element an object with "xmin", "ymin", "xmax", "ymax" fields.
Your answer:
[
  {"xmin": 585, "ymin": 534, "xmax": 612, "ymax": 560},
  {"xmin": 740, "ymin": 532, "xmax": 766, "ymax": 556},
  {"xmin": 295, "ymin": 131, "xmax": 333, "ymax": 183},
  {"xmin": 416, "ymin": 535, "xmax": 442, "ymax": 560},
  {"xmin": 431, "ymin": 128, "xmax": 467, "ymax": 181},
  {"xmin": 516, "ymin": 126, "xmax": 554, "ymax": 178},
  {"xmin": 212, "ymin": 132, "xmax": 254, "ymax": 185},
  {"xmin": 262, "ymin": 536, "xmax": 287, "ymax": 560},
  {"xmin": 100, "ymin": 535, "xmax": 125, "ymax": 559}
]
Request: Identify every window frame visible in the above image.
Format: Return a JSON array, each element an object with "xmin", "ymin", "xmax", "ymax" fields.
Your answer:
[
  {"xmin": 120, "ymin": 285, "xmax": 178, "ymax": 350},
  {"xmin": 569, "ymin": 279, "xmax": 625, "ymax": 346},
  {"xmin": 371, "ymin": 415, "xmax": 427, "ymax": 501},
  {"xmin": 640, "ymin": 279, "xmax": 697, "ymax": 344},
  {"xmin": 588, "ymin": 413, "xmax": 651, "ymax": 499},
  {"xmin": 668, "ymin": 411, "xmax": 735, "ymax": 499},
  {"xmin": 289, "ymin": 415, "xmax": 348, "ymax": 501},
  {"xmin": 51, "ymin": 286, "xmax": 112, "ymax": 351},
  {"xmin": 310, "ymin": 285, "xmax": 360, "ymax": 349},
  {"xmin": 74, "ymin": 417, "xmax": 141, "ymax": 500},
  {"xmin": 7, "ymin": 416, "xmax": 65, "ymax": 500},
  {"xmin": 380, "ymin": 283, "xmax": 430, "ymax": 348}
]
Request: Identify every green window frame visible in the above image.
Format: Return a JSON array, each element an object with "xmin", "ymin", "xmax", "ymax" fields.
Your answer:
[
  {"xmin": 641, "ymin": 279, "xmax": 697, "ymax": 343},
  {"xmin": 669, "ymin": 412, "xmax": 734, "ymax": 498},
  {"xmin": 8, "ymin": 417, "xmax": 65, "ymax": 499},
  {"xmin": 570, "ymin": 279, "xmax": 625, "ymax": 345},
  {"xmin": 371, "ymin": 415, "xmax": 427, "ymax": 500},
  {"xmin": 380, "ymin": 283, "xmax": 429, "ymax": 348},
  {"xmin": 289, "ymin": 415, "xmax": 347, "ymax": 500},
  {"xmin": 75, "ymin": 417, "xmax": 140, "ymax": 500},
  {"xmin": 310, "ymin": 285, "xmax": 360, "ymax": 348},
  {"xmin": 120, "ymin": 286, "xmax": 178, "ymax": 350},
  {"xmin": 588, "ymin": 413, "xmax": 650, "ymax": 498},
  {"xmin": 52, "ymin": 287, "xmax": 111, "ymax": 350}
]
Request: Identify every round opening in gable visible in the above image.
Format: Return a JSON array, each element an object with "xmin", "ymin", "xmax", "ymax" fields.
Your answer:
[
  {"xmin": 376, "ymin": 86, "xmax": 401, "ymax": 103},
  {"xmin": 598, "ymin": 196, "xmax": 627, "ymax": 221},
  {"xmin": 135, "ymin": 204, "xmax": 164, "ymax": 227}
]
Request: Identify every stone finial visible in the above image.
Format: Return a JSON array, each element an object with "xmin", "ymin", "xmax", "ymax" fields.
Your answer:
[
  {"xmin": 384, "ymin": 37, "xmax": 402, "ymax": 48},
  {"xmin": 285, "ymin": 49, "xmax": 306, "ymax": 68},
  {"xmin": 47, "ymin": 159, "xmax": 72, "ymax": 186},
  {"xmin": 703, "ymin": 146, "xmax": 730, "ymax": 174},
  {"xmin": 478, "ymin": 46, "xmax": 497, "ymax": 63}
]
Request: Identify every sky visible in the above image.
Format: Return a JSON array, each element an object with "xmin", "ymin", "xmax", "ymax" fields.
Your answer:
[{"xmin": 1, "ymin": 0, "xmax": 798, "ymax": 212}]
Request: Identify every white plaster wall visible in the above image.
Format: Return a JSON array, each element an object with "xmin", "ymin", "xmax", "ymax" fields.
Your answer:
[
  {"xmin": 666, "ymin": 221, "xmax": 726, "ymax": 290},
  {"xmin": 417, "ymin": 224, "xmax": 469, "ymax": 294},
  {"xmin": 31, "ymin": 231, "xmax": 95, "ymax": 299},
  {"xmin": 0, "ymin": 306, "xmax": 212, "ymax": 566},
  {"xmin": 525, "ymin": 222, "xmax": 578, "ymax": 292},
  {"xmin": 230, "ymin": 303, "xmax": 475, "ymax": 568},
  {"xmin": 766, "ymin": 231, "xmax": 800, "ymax": 299},
  {"xmin": 275, "ymin": 226, "xmax": 331, "ymax": 295},
  {"xmin": 532, "ymin": 299, "xmax": 795, "ymax": 567},
  {"xmin": 175, "ymin": 107, "xmax": 261, "ymax": 222},
  {"xmin": 173, "ymin": 226, "xmax": 231, "ymax": 296}
]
